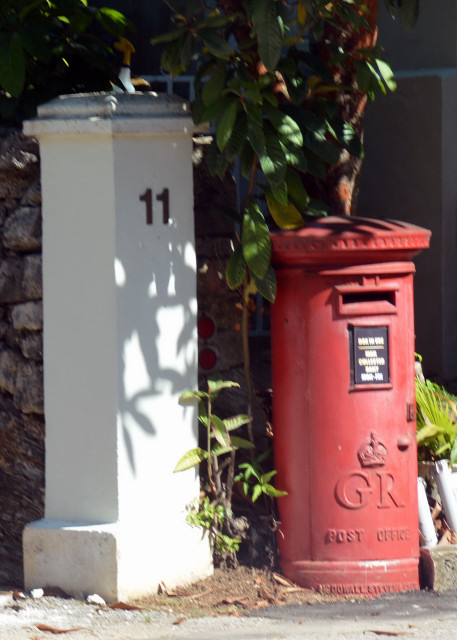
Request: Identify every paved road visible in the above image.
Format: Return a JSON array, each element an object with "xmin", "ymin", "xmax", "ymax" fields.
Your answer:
[{"xmin": 1, "ymin": 589, "xmax": 457, "ymax": 639}]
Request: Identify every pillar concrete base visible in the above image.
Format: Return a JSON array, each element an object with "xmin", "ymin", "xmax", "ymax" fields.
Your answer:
[{"xmin": 24, "ymin": 518, "xmax": 212, "ymax": 602}]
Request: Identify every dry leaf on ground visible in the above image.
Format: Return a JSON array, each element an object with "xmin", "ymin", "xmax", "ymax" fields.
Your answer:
[{"xmin": 34, "ymin": 623, "xmax": 81, "ymax": 634}]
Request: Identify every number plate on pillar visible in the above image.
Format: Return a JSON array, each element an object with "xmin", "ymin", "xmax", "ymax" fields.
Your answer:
[{"xmin": 351, "ymin": 326, "xmax": 389, "ymax": 385}]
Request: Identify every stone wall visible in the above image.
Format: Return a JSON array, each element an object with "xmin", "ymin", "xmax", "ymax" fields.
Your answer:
[
  {"xmin": 0, "ymin": 130, "xmax": 44, "ymax": 584},
  {"xmin": 193, "ymin": 141, "xmax": 270, "ymax": 429}
]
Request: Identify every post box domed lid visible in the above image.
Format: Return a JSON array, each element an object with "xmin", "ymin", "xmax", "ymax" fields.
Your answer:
[{"xmin": 271, "ymin": 216, "xmax": 431, "ymax": 266}]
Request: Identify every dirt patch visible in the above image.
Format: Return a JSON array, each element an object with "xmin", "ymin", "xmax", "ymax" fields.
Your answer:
[{"xmin": 132, "ymin": 565, "xmax": 346, "ymax": 617}]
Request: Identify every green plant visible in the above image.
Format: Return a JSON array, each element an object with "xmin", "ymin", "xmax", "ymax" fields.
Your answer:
[
  {"xmin": 186, "ymin": 497, "xmax": 241, "ymax": 556},
  {"xmin": 175, "ymin": 376, "xmax": 253, "ymax": 490},
  {"xmin": 416, "ymin": 376, "xmax": 457, "ymax": 465},
  {"xmin": 234, "ymin": 449, "xmax": 287, "ymax": 503},
  {"xmin": 0, "ymin": 0, "xmax": 133, "ymax": 125},
  {"xmin": 175, "ymin": 376, "xmax": 253, "ymax": 560}
]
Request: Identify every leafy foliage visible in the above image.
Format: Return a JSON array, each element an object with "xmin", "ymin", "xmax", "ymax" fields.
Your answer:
[
  {"xmin": 234, "ymin": 449, "xmax": 287, "ymax": 503},
  {"xmin": 0, "ymin": 0, "xmax": 133, "ymax": 125},
  {"xmin": 153, "ymin": 0, "xmax": 396, "ymax": 302},
  {"xmin": 416, "ymin": 376, "xmax": 457, "ymax": 466},
  {"xmin": 175, "ymin": 375, "xmax": 286, "ymax": 563},
  {"xmin": 185, "ymin": 497, "xmax": 241, "ymax": 556},
  {"xmin": 175, "ymin": 376, "xmax": 255, "ymax": 562},
  {"xmin": 175, "ymin": 378, "xmax": 252, "ymax": 477}
]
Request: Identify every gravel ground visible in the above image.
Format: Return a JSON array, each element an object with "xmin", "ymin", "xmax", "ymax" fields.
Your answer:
[
  {"xmin": 0, "ymin": 592, "xmax": 172, "ymax": 639},
  {"xmin": 2, "ymin": 588, "xmax": 457, "ymax": 640}
]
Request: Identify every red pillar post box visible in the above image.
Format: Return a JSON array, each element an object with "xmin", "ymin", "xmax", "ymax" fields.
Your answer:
[{"xmin": 271, "ymin": 217, "xmax": 431, "ymax": 597}]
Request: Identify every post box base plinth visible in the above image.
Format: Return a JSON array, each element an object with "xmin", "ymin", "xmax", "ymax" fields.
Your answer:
[{"xmin": 281, "ymin": 558, "xmax": 419, "ymax": 597}]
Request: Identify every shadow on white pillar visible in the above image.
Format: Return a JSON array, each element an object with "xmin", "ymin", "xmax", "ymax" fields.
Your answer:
[{"xmin": 22, "ymin": 93, "xmax": 212, "ymax": 601}]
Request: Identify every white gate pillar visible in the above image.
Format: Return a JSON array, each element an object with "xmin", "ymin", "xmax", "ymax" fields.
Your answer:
[{"xmin": 22, "ymin": 93, "xmax": 212, "ymax": 601}]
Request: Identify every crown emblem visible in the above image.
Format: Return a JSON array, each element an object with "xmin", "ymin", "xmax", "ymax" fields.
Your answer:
[{"xmin": 357, "ymin": 431, "xmax": 388, "ymax": 468}]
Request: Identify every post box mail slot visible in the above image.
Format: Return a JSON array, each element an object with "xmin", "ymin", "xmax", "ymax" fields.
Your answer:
[
  {"xmin": 271, "ymin": 216, "xmax": 431, "ymax": 596},
  {"xmin": 335, "ymin": 283, "xmax": 398, "ymax": 316}
]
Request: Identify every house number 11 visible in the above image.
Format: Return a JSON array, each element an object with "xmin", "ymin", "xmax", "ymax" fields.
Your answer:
[{"xmin": 139, "ymin": 188, "xmax": 170, "ymax": 225}]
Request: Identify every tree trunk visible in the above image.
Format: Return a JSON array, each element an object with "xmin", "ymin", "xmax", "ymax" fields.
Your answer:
[{"xmin": 314, "ymin": 0, "xmax": 379, "ymax": 216}]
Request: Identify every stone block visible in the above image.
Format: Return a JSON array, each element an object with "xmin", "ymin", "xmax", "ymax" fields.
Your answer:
[
  {"xmin": 20, "ymin": 334, "xmax": 43, "ymax": 360},
  {"xmin": 12, "ymin": 301, "xmax": 43, "ymax": 331},
  {"xmin": 0, "ymin": 348, "xmax": 20, "ymax": 395},
  {"xmin": 420, "ymin": 546, "xmax": 457, "ymax": 590},
  {"xmin": 15, "ymin": 361, "xmax": 43, "ymax": 414},
  {"xmin": 0, "ymin": 258, "xmax": 24, "ymax": 304},
  {"xmin": 22, "ymin": 254, "xmax": 42, "ymax": 300},
  {"xmin": 3, "ymin": 207, "xmax": 42, "ymax": 252}
]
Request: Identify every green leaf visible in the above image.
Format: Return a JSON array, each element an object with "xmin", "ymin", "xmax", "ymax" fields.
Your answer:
[
  {"xmin": 252, "ymin": 484, "xmax": 263, "ymax": 503},
  {"xmin": 201, "ymin": 95, "xmax": 234, "ymax": 123},
  {"xmin": 212, "ymin": 443, "xmax": 236, "ymax": 456},
  {"xmin": 17, "ymin": 23, "xmax": 52, "ymax": 63},
  {"xmin": 96, "ymin": 7, "xmax": 135, "ymax": 36},
  {"xmin": 200, "ymin": 30, "xmax": 234, "ymax": 59},
  {"xmin": 263, "ymin": 485, "xmax": 288, "ymax": 498},
  {"xmin": 206, "ymin": 138, "xmax": 231, "ymax": 178},
  {"xmin": 305, "ymin": 198, "xmax": 330, "ymax": 217},
  {"xmin": 283, "ymin": 146, "xmax": 308, "ymax": 173},
  {"xmin": 211, "ymin": 414, "xmax": 230, "ymax": 447},
  {"xmin": 222, "ymin": 112, "xmax": 247, "ymax": 162},
  {"xmin": 150, "ymin": 26, "xmax": 187, "ymax": 45},
  {"xmin": 223, "ymin": 414, "xmax": 252, "ymax": 431},
  {"xmin": 240, "ymin": 142, "xmax": 256, "ymax": 179},
  {"xmin": 265, "ymin": 105, "xmax": 303, "ymax": 147},
  {"xmin": 191, "ymin": 95, "xmax": 205, "ymax": 125},
  {"xmin": 247, "ymin": 111, "xmax": 267, "ymax": 159},
  {"xmin": 216, "ymin": 98, "xmax": 239, "ymax": 151},
  {"xmin": 242, "ymin": 201, "xmax": 271, "ymax": 279},
  {"xmin": 161, "ymin": 34, "xmax": 190, "ymax": 74},
  {"xmin": 262, "ymin": 90, "xmax": 279, "ymax": 107},
  {"xmin": 302, "ymin": 129, "xmax": 341, "ymax": 165},
  {"xmin": 331, "ymin": 120, "xmax": 364, "ymax": 159},
  {"xmin": 174, "ymin": 447, "xmax": 208, "ymax": 472},
  {"xmin": 262, "ymin": 122, "xmax": 288, "ymax": 188},
  {"xmin": 179, "ymin": 31, "xmax": 193, "ymax": 70},
  {"xmin": 179, "ymin": 389, "xmax": 207, "ymax": 404},
  {"xmin": 68, "ymin": 8, "xmax": 92, "ymax": 34},
  {"xmin": 230, "ymin": 436, "xmax": 255, "ymax": 449},
  {"xmin": 269, "ymin": 179, "xmax": 288, "ymax": 205},
  {"xmin": 285, "ymin": 167, "xmax": 309, "ymax": 211},
  {"xmin": 195, "ymin": 13, "xmax": 236, "ymax": 30},
  {"xmin": 251, "ymin": 0, "xmax": 283, "ymax": 71},
  {"xmin": 356, "ymin": 60, "xmax": 373, "ymax": 94},
  {"xmin": 199, "ymin": 414, "xmax": 210, "ymax": 429},
  {"xmin": 254, "ymin": 265, "xmax": 277, "ymax": 303},
  {"xmin": 416, "ymin": 424, "xmax": 442, "ymax": 444},
  {"xmin": 375, "ymin": 58, "xmax": 397, "ymax": 92},
  {"xmin": 261, "ymin": 469, "xmax": 278, "ymax": 484},
  {"xmin": 208, "ymin": 378, "xmax": 240, "ymax": 394},
  {"xmin": 202, "ymin": 61, "xmax": 227, "ymax": 106},
  {"xmin": 226, "ymin": 242, "xmax": 246, "ymax": 290},
  {"xmin": 451, "ymin": 439, "xmax": 457, "ymax": 466}
]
